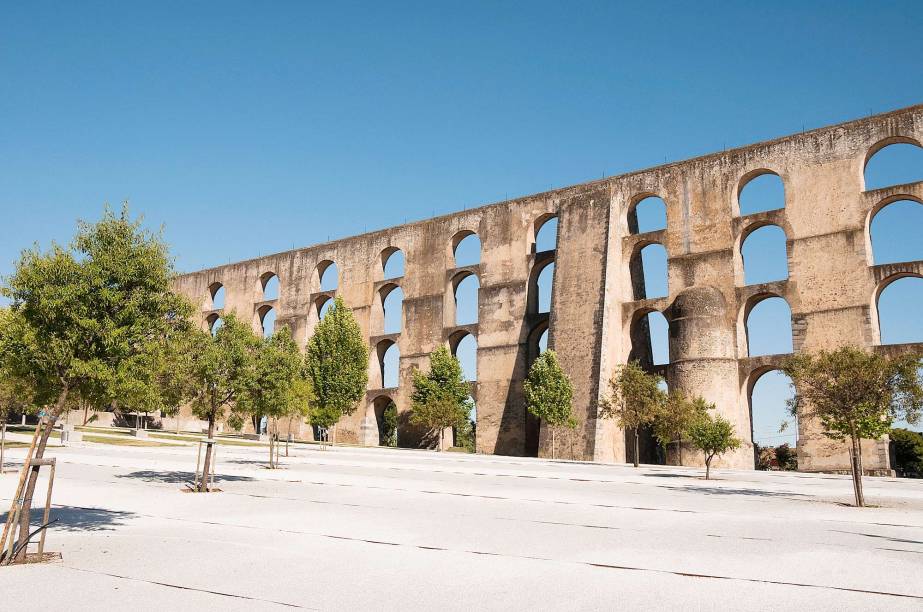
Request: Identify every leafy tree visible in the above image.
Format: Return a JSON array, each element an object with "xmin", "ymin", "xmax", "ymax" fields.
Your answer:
[
  {"xmin": 687, "ymin": 409, "xmax": 742, "ymax": 480},
  {"xmin": 781, "ymin": 347, "xmax": 923, "ymax": 506},
  {"xmin": 182, "ymin": 313, "xmax": 259, "ymax": 489},
  {"xmin": 774, "ymin": 443, "xmax": 798, "ymax": 471},
  {"xmin": 410, "ymin": 346, "xmax": 470, "ymax": 450},
  {"xmin": 453, "ymin": 411, "xmax": 476, "ymax": 453},
  {"xmin": 238, "ymin": 327, "xmax": 313, "ymax": 467},
  {"xmin": 0, "ymin": 205, "xmax": 189, "ymax": 560},
  {"xmin": 304, "ymin": 297, "xmax": 368, "ymax": 444},
  {"xmin": 600, "ymin": 361, "xmax": 666, "ymax": 467},
  {"xmin": 381, "ymin": 401, "xmax": 398, "ymax": 447},
  {"xmin": 651, "ymin": 390, "xmax": 708, "ymax": 465},
  {"xmin": 524, "ymin": 350, "xmax": 576, "ymax": 459},
  {"xmin": 889, "ymin": 428, "xmax": 923, "ymax": 478}
]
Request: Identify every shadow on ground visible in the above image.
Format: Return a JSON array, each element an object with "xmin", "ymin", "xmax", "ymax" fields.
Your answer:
[
  {"xmin": 1, "ymin": 505, "xmax": 137, "ymax": 532},
  {"xmin": 115, "ymin": 470, "xmax": 255, "ymax": 484},
  {"xmin": 657, "ymin": 484, "xmax": 807, "ymax": 498}
]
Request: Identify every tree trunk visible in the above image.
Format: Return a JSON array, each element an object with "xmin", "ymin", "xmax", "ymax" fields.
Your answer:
[
  {"xmin": 551, "ymin": 427, "xmax": 556, "ymax": 460},
  {"xmin": 850, "ymin": 436, "xmax": 865, "ymax": 507},
  {"xmin": 705, "ymin": 454, "xmax": 712, "ymax": 480},
  {"xmin": 15, "ymin": 387, "xmax": 69, "ymax": 561},
  {"xmin": 439, "ymin": 428, "xmax": 444, "ymax": 452},
  {"xmin": 82, "ymin": 401, "xmax": 89, "ymax": 426},
  {"xmin": 633, "ymin": 428, "xmax": 640, "ymax": 468},
  {"xmin": 199, "ymin": 415, "xmax": 216, "ymax": 492}
]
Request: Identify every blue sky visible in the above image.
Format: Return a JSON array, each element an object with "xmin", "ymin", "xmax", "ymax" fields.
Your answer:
[{"xmin": 2, "ymin": 2, "xmax": 922, "ymax": 441}]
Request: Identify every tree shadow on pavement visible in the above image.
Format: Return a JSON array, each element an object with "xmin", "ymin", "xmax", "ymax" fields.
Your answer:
[
  {"xmin": 115, "ymin": 470, "xmax": 255, "ymax": 484},
  {"xmin": 831, "ymin": 530, "xmax": 923, "ymax": 546},
  {"xmin": 657, "ymin": 484, "xmax": 808, "ymax": 498},
  {"xmin": 1, "ymin": 505, "xmax": 137, "ymax": 532}
]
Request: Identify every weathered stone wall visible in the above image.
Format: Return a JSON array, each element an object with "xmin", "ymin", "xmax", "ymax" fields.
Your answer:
[{"xmin": 174, "ymin": 104, "xmax": 923, "ymax": 471}]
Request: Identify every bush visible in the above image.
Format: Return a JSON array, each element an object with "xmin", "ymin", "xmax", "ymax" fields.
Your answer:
[{"xmin": 891, "ymin": 428, "xmax": 923, "ymax": 478}]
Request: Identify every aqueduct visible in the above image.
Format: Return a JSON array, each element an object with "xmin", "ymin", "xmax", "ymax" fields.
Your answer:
[{"xmin": 174, "ymin": 104, "xmax": 923, "ymax": 473}]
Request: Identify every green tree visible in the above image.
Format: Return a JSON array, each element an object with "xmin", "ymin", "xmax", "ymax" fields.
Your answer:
[
  {"xmin": 238, "ymin": 326, "xmax": 313, "ymax": 467},
  {"xmin": 0, "ymin": 205, "xmax": 189, "ymax": 560},
  {"xmin": 304, "ymin": 297, "xmax": 368, "ymax": 444},
  {"xmin": 774, "ymin": 443, "xmax": 798, "ymax": 471},
  {"xmin": 687, "ymin": 409, "xmax": 742, "ymax": 480},
  {"xmin": 781, "ymin": 347, "xmax": 923, "ymax": 506},
  {"xmin": 600, "ymin": 361, "xmax": 666, "ymax": 467},
  {"xmin": 182, "ymin": 314, "xmax": 259, "ymax": 489},
  {"xmin": 381, "ymin": 401, "xmax": 398, "ymax": 447},
  {"xmin": 524, "ymin": 350, "xmax": 576, "ymax": 459},
  {"xmin": 651, "ymin": 390, "xmax": 708, "ymax": 465},
  {"xmin": 890, "ymin": 428, "xmax": 923, "ymax": 478},
  {"xmin": 410, "ymin": 346, "xmax": 470, "ymax": 450}
]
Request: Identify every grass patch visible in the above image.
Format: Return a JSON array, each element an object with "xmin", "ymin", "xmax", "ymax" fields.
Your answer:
[
  {"xmin": 1, "ymin": 440, "xmax": 29, "ymax": 449},
  {"xmin": 82, "ymin": 435, "xmax": 175, "ymax": 447}
]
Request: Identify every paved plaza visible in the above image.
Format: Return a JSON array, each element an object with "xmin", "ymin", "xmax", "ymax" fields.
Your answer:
[{"xmin": 2, "ymin": 437, "xmax": 923, "ymax": 610}]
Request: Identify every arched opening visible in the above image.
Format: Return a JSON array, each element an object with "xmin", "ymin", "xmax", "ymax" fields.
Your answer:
[
  {"xmin": 208, "ymin": 283, "xmax": 225, "ymax": 310},
  {"xmin": 629, "ymin": 309, "xmax": 669, "ymax": 369},
  {"xmin": 864, "ymin": 140, "xmax": 923, "ymax": 191},
  {"xmin": 749, "ymin": 369, "xmax": 798, "ymax": 470},
  {"xmin": 374, "ymin": 340, "xmax": 400, "ymax": 389},
  {"xmin": 534, "ymin": 215, "xmax": 558, "ymax": 252},
  {"xmin": 877, "ymin": 276, "xmax": 923, "ymax": 345},
  {"xmin": 628, "ymin": 195, "xmax": 667, "ymax": 234},
  {"xmin": 206, "ymin": 313, "xmax": 222, "ymax": 336},
  {"xmin": 450, "ymin": 331, "xmax": 477, "ymax": 382},
  {"xmin": 381, "ymin": 284, "xmax": 404, "ymax": 334},
  {"xmin": 630, "ymin": 243, "xmax": 668, "ymax": 300},
  {"xmin": 382, "ymin": 248, "xmax": 405, "ymax": 279},
  {"xmin": 535, "ymin": 262, "xmax": 554, "ymax": 313},
  {"xmin": 453, "ymin": 395, "xmax": 477, "ymax": 451},
  {"xmin": 741, "ymin": 224, "xmax": 788, "ymax": 285},
  {"xmin": 738, "ymin": 171, "xmax": 784, "ymax": 216},
  {"xmin": 317, "ymin": 260, "xmax": 338, "ymax": 291},
  {"xmin": 368, "ymin": 395, "xmax": 398, "ymax": 447},
  {"xmin": 538, "ymin": 328, "xmax": 548, "ymax": 354},
  {"xmin": 452, "ymin": 231, "xmax": 481, "ymax": 267},
  {"xmin": 452, "ymin": 272, "xmax": 479, "ymax": 325},
  {"xmin": 258, "ymin": 305, "xmax": 276, "ymax": 338},
  {"xmin": 316, "ymin": 296, "xmax": 333, "ymax": 320},
  {"xmin": 745, "ymin": 296, "xmax": 793, "ymax": 357},
  {"xmin": 869, "ymin": 199, "xmax": 923, "ymax": 264},
  {"xmin": 261, "ymin": 272, "xmax": 279, "ymax": 301}
]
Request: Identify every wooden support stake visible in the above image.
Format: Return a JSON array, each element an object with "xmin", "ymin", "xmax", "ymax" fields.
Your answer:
[
  {"xmin": 0, "ymin": 420, "xmax": 43, "ymax": 556},
  {"xmin": 38, "ymin": 459, "xmax": 56, "ymax": 556}
]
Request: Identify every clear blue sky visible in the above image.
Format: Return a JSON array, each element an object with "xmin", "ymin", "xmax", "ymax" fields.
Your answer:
[{"xmin": 2, "ymin": 2, "xmax": 922, "ymax": 441}]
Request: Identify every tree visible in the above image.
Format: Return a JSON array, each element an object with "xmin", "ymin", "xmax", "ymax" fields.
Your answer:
[
  {"xmin": 304, "ymin": 297, "xmax": 368, "ymax": 444},
  {"xmin": 238, "ymin": 327, "xmax": 313, "ymax": 467},
  {"xmin": 687, "ymin": 409, "xmax": 742, "ymax": 480},
  {"xmin": 774, "ymin": 443, "xmax": 798, "ymax": 471},
  {"xmin": 781, "ymin": 347, "xmax": 923, "ymax": 506},
  {"xmin": 182, "ymin": 314, "xmax": 258, "ymax": 489},
  {"xmin": 410, "ymin": 346, "xmax": 470, "ymax": 450},
  {"xmin": 600, "ymin": 361, "xmax": 666, "ymax": 467},
  {"xmin": 651, "ymin": 390, "xmax": 708, "ymax": 465},
  {"xmin": 890, "ymin": 428, "xmax": 923, "ymax": 478},
  {"xmin": 524, "ymin": 350, "xmax": 576, "ymax": 459},
  {"xmin": 0, "ymin": 205, "xmax": 189, "ymax": 561},
  {"xmin": 381, "ymin": 401, "xmax": 398, "ymax": 447}
]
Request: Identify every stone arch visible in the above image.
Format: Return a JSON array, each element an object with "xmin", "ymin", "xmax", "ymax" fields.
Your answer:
[
  {"xmin": 451, "ymin": 271, "xmax": 479, "ymax": 325},
  {"xmin": 873, "ymin": 273, "xmax": 923, "ymax": 345},
  {"xmin": 863, "ymin": 137, "xmax": 923, "ymax": 191},
  {"xmin": 745, "ymin": 367, "xmax": 798, "ymax": 468},
  {"xmin": 373, "ymin": 282, "xmax": 404, "ymax": 334},
  {"xmin": 380, "ymin": 247, "xmax": 405, "ymax": 280},
  {"xmin": 449, "ymin": 330, "xmax": 477, "ymax": 382},
  {"xmin": 208, "ymin": 282, "xmax": 225, "ymax": 310},
  {"xmin": 627, "ymin": 194, "xmax": 667, "ymax": 234},
  {"xmin": 742, "ymin": 294, "xmax": 794, "ymax": 357},
  {"xmin": 739, "ymin": 223, "xmax": 789, "ymax": 286},
  {"xmin": 736, "ymin": 169, "xmax": 785, "ymax": 216},
  {"xmin": 629, "ymin": 242, "xmax": 668, "ymax": 300},
  {"xmin": 527, "ymin": 319, "xmax": 549, "ymax": 367},
  {"xmin": 316, "ymin": 260, "xmax": 338, "ymax": 291},
  {"xmin": 260, "ymin": 272, "xmax": 279, "ymax": 301},
  {"xmin": 526, "ymin": 256, "xmax": 555, "ymax": 315},
  {"xmin": 532, "ymin": 213, "xmax": 558, "ymax": 253},
  {"xmin": 206, "ymin": 312, "xmax": 222, "ymax": 335},
  {"xmin": 256, "ymin": 304, "xmax": 275, "ymax": 338},
  {"xmin": 372, "ymin": 339, "xmax": 400, "ymax": 389},
  {"xmin": 867, "ymin": 196, "xmax": 923, "ymax": 265},
  {"xmin": 363, "ymin": 394, "xmax": 398, "ymax": 447},
  {"xmin": 451, "ymin": 230, "xmax": 481, "ymax": 267},
  {"xmin": 628, "ymin": 307, "xmax": 670, "ymax": 369}
]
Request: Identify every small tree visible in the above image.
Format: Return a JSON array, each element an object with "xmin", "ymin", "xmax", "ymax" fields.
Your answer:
[
  {"xmin": 890, "ymin": 428, "xmax": 923, "ymax": 478},
  {"xmin": 238, "ymin": 326, "xmax": 313, "ymax": 467},
  {"xmin": 781, "ymin": 347, "xmax": 923, "ymax": 506},
  {"xmin": 651, "ymin": 390, "xmax": 707, "ymax": 465},
  {"xmin": 304, "ymin": 297, "xmax": 368, "ymax": 445},
  {"xmin": 410, "ymin": 346, "xmax": 470, "ymax": 450},
  {"xmin": 524, "ymin": 350, "xmax": 576, "ymax": 459},
  {"xmin": 687, "ymin": 409, "xmax": 742, "ymax": 480},
  {"xmin": 182, "ymin": 314, "xmax": 258, "ymax": 490},
  {"xmin": 600, "ymin": 361, "xmax": 666, "ymax": 467},
  {"xmin": 381, "ymin": 401, "xmax": 398, "ymax": 447}
]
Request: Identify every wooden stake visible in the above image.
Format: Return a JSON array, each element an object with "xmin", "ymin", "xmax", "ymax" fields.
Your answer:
[{"xmin": 0, "ymin": 420, "xmax": 43, "ymax": 556}]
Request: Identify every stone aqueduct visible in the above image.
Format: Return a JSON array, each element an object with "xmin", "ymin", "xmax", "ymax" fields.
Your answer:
[{"xmin": 174, "ymin": 104, "xmax": 923, "ymax": 473}]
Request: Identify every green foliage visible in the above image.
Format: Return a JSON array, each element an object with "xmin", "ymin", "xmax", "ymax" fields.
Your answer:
[
  {"xmin": 781, "ymin": 347, "xmax": 922, "ymax": 443},
  {"xmin": 600, "ymin": 361, "xmax": 665, "ymax": 430},
  {"xmin": 651, "ymin": 390, "xmax": 708, "ymax": 452},
  {"xmin": 524, "ymin": 350, "xmax": 576, "ymax": 429},
  {"xmin": 238, "ymin": 326, "xmax": 314, "ymax": 425},
  {"xmin": 381, "ymin": 401, "xmax": 398, "ymax": 447},
  {"xmin": 411, "ymin": 346, "xmax": 471, "ymax": 447},
  {"xmin": 687, "ymin": 409, "xmax": 742, "ymax": 479},
  {"xmin": 305, "ymin": 297, "xmax": 369, "ymax": 423},
  {"xmin": 890, "ymin": 428, "xmax": 923, "ymax": 478},
  {"xmin": 0, "ymin": 204, "xmax": 189, "ymax": 416}
]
